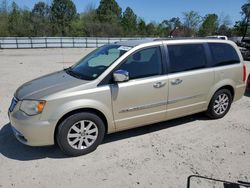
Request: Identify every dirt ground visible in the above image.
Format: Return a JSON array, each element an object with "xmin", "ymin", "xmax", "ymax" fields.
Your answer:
[{"xmin": 0, "ymin": 48, "xmax": 250, "ymax": 188}]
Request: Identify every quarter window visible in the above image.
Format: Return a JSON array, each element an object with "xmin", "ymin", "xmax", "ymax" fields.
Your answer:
[
  {"xmin": 118, "ymin": 47, "xmax": 162, "ymax": 79},
  {"xmin": 168, "ymin": 44, "xmax": 207, "ymax": 73},
  {"xmin": 208, "ymin": 43, "xmax": 240, "ymax": 67}
]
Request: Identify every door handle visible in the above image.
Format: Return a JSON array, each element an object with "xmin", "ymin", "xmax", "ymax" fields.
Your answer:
[
  {"xmin": 171, "ymin": 78, "xmax": 182, "ymax": 85},
  {"xmin": 153, "ymin": 82, "xmax": 166, "ymax": 88}
]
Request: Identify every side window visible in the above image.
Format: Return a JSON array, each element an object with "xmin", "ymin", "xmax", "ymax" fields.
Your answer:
[
  {"xmin": 168, "ymin": 44, "xmax": 207, "ymax": 73},
  {"xmin": 208, "ymin": 43, "xmax": 240, "ymax": 67},
  {"xmin": 118, "ymin": 47, "xmax": 162, "ymax": 79}
]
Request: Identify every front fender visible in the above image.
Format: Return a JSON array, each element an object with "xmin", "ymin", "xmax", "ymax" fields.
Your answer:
[{"xmin": 41, "ymin": 99, "xmax": 115, "ymax": 133}]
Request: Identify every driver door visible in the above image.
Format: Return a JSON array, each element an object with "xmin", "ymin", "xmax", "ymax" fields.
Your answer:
[{"xmin": 111, "ymin": 46, "xmax": 169, "ymax": 131}]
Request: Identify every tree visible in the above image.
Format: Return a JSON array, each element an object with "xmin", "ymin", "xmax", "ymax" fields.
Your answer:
[
  {"xmin": 8, "ymin": 2, "xmax": 21, "ymax": 36},
  {"xmin": 81, "ymin": 5, "xmax": 101, "ymax": 36},
  {"xmin": 0, "ymin": 0, "xmax": 9, "ymax": 36},
  {"xmin": 96, "ymin": 0, "xmax": 122, "ymax": 23},
  {"xmin": 8, "ymin": 2, "xmax": 33, "ymax": 36},
  {"xmin": 199, "ymin": 14, "xmax": 218, "ymax": 36},
  {"xmin": 183, "ymin": 11, "xmax": 201, "ymax": 36},
  {"xmin": 137, "ymin": 18, "xmax": 147, "ymax": 36},
  {"xmin": 32, "ymin": 1, "xmax": 51, "ymax": 36},
  {"xmin": 154, "ymin": 23, "xmax": 167, "ymax": 37},
  {"xmin": 162, "ymin": 17, "xmax": 181, "ymax": 30},
  {"xmin": 241, "ymin": 3, "xmax": 250, "ymax": 39},
  {"xmin": 233, "ymin": 21, "xmax": 246, "ymax": 36},
  {"xmin": 146, "ymin": 22, "xmax": 157, "ymax": 36},
  {"xmin": 51, "ymin": 0, "xmax": 77, "ymax": 36},
  {"xmin": 121, "ymin": 7, "xmax": 137, "ymax": 36},
  {"xmin": 218, "ymin": 24, "xmax": 232, "ymax": 36}
]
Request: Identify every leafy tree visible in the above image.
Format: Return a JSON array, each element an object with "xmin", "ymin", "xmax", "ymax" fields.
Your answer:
[
  {"xmin": 51, "ymin": 0, "xmax": 77, "ymax": 36},
  {"xmin": 96, "ymin": 0, "xmax": 122, "ymax": 23},
  {"xmin": 241, "ymin": 3, "xmax": 250, "ymax": 39},
  {"xmin": 82, "ymin": 7, "xmax": 102, "ymax": 36},
  {"xmin": 155, "ymin": 23, "xmax": 169, "ymax": 37},
  {"xmin": 218, "ymin": 24, "xmax": 232, "ymax": 36},
  {"xmin": 199, "ymin": 14, "xmax": 218, "ymax": 36},
  {"xmin": 137, "ymin": 18, "xmax": 147, "ymax": 36},
  {"xmin": 8, "ymin": 3, "xmax": 33, "ymax": 37},
  {"xmin": 233, "ymin": 21, "xmax": 246, "ymax": 36},
  {"xmin": 146, "ymin": 22, "xmax": 157, "ymax": 36},
  {"xmin": 0, "ymin": 0, "xmax": 9, "ymax": 36},
  {"xmin": 183, "ymin": 11, "xmax": 201, "ymax": 36},
  {"xmin": 121, "ymin": 7, "xmax": 137, "ymax": 36},
  {"xmin": 8, "ymin": 2, "xmax": 21, "ymax": 36},
  {"xmin": 31, "ymin": 1, "xmax": 51, "ymax": 36},
  {"xmin": 162, "ymin": 17, "xmax": 181, "ymax": 30}
]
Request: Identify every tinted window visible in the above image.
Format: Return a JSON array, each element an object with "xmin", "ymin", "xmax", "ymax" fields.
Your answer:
[
  {"xmin": 118, "ymin": 47, "xmax": 162, "ymax": 79},
  {"xmin": 168, "ymin": 44, "xmax": 206, "ymax": 73},
  {"xmin": 208, "ymin": 43, "xmax": 240, "ymax": 67}
]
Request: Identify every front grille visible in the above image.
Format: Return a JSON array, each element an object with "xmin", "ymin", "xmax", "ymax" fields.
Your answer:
[{"xmin": 9, "ymin": 97, "xmax": 18, "ymax": 112}]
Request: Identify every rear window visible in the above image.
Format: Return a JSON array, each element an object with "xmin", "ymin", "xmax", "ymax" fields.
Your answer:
[
  {"xmin": 208, "ymin": 43, "xmax": 240, "ymax": 67},
  {"xmin": 168, "ymin": 44, "xmax": 207, "ymax": 73}
]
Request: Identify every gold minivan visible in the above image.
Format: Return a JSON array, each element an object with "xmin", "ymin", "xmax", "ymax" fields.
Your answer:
[{"xmin": 8, "ymin": 39, "xmax": 247, "ymax": 156}]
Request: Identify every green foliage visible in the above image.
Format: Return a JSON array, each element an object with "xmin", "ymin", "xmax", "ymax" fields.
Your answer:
[
  {"xmin": 0, "ymin": 0, "xmax": 247, "ymax": 38},
  {"xmin": 137, "ymin": 18, "xmax": 147, "ymax": 36},
  {"xmin": 31, "ymin": 1, "xmax": 51, "ymax": 36},
  {"xmin": 96, "ymin": 0, "xmax": 122, "ymax": 23},
  {"xmin": 162, "ymin": 17, "xmax": 181, "ymax": 30},
  {"xmin": 51, "ymin": 0, "xmax": 77, "ymax": 36},
  {"xmin": 121, "ymin": 7, "xmax": 137, "ymax": 36},
  {"xmin": 183, "ymin": 11, "xmax": 201, "ymax": 36},
  {"xmin": 8, "ymin": 2, "xmax": 33, "ymax": 36},
  {"xmin": 199, "ymin": 14, "xmax": 218, "ymax": 36},
  {"xmin": 0, "ymin": 0, "xmax": 8, "ymax": 36},
  {"xmin": 240, "ymin": 2, "xmax": 250, "ymax": 38}
]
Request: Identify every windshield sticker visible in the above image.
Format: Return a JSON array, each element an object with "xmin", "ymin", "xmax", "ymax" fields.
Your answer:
[{"xmin": 118, "ymin": 46, "xmax": 132, "ymax": 51}]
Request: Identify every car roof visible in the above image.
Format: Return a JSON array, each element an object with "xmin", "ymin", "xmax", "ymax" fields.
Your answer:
[
  {"xmin": 115, "ymin": 37, "xmax": 233, "ymax": 47},
  {"xmin": 115, "ymin": 38, "xmax": 156, "ymax": 47}
]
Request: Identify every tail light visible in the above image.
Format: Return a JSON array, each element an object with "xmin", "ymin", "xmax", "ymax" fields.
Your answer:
[{"xmin": 243, "ymin": 64, "xmax": 247, "ymax": 82}]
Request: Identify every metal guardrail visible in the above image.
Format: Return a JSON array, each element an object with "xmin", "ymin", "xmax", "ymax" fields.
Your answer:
[{"xmin": 0, "ymin": 37, "xmax": 141, "ymax": 49}]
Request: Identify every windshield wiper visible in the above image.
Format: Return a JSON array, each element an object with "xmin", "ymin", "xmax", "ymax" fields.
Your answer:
[{"xmin": 64, "ymin": 67, "xmax": 83, "ymax": 79}]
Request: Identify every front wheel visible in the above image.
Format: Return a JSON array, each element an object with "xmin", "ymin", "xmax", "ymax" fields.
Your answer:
[
  {"xmin": 56, "ymin": 112, "xmax": 105, "ymax": 156},
  {"xmin": 206, "ymin": 89, "xmax": 232, "ymax": 119}
]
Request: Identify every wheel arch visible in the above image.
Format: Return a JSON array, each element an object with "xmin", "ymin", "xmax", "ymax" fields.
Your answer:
[
  {"xmin": 54, "ymin": 108, "xmax": 109, "ymax": 144},
  {"xmin": 206, "ymin": 83, "xmax": 235, "ymax": 110}
]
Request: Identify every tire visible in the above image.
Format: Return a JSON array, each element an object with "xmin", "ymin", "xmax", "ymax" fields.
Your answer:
[
  {"xmin": 206, "ymin": 89, "xmax": 232, "ymax": 119},
  {"xmin": 56, "ymin": 112, "xmax": 105, "ymax": 156}
]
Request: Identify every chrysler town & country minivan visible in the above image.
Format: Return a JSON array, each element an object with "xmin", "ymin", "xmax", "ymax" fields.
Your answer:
[{"xmin": 8, "ymin": 39, "xmax": 247, "ymax": 156}]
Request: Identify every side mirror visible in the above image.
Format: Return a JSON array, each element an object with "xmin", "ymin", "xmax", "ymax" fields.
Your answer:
[{"xmin": 113, "ymin": 70, "xmax": 129, "ymax": 82}]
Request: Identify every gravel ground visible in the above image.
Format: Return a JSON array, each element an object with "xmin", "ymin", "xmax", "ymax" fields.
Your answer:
[{"xmin": 0, "ymin": 48, "xmax": 250, "ymax": 188}]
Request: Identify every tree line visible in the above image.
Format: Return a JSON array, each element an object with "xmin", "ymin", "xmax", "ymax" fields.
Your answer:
[{"xmin": 0, "ymin": 0, "xmax": 249, "ymax": 37}]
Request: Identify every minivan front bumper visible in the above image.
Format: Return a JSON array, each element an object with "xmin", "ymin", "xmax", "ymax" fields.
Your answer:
[{"xmin": 8, "ymin": 109, "xmax": 56, "ymax": 146}]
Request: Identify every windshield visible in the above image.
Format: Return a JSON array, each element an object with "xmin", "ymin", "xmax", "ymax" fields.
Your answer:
[{"xmin": 66, "ymin": 44, "xmax": 131, "ymax": 80}]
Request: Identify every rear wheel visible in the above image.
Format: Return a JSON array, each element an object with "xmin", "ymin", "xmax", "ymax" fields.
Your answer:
[
  {"xmin": 206, "ymin": 89, "xmax": 232, "ymax": 119},
  {"xmin": 56, "ymin": 112, "xmax": 105, "ymax": 156}
]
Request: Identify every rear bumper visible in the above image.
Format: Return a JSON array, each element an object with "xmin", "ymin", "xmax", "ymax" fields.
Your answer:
[
  {"xmin": 8, "ymin": 110, "xmax": 56, "ymax": 146},
  {"xmin": 234, "ymin": 84, "xmax": 247, "ymax": 101}
]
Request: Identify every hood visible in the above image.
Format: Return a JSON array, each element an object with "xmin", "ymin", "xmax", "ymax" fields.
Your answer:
[{"xmin": 15, "ymin": 70, "xmax": 89, "ymax": 100}]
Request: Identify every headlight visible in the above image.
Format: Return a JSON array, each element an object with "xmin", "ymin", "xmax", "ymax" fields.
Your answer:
[{"xmin": 20, "ymin": 100, "xmax": 46, "ymax": 116}]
